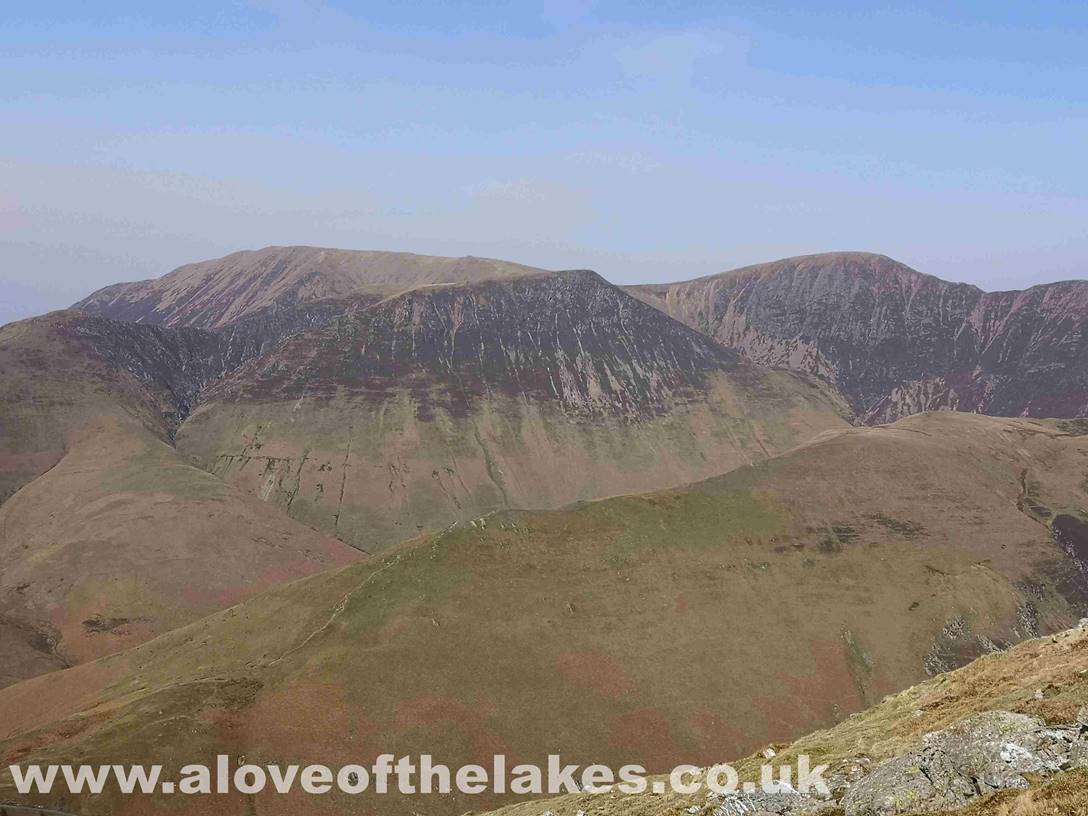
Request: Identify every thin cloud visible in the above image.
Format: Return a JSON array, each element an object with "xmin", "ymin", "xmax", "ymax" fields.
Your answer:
[{"xmin": 610, "ymin": 29, "xmax": 750, "ymax": 87}]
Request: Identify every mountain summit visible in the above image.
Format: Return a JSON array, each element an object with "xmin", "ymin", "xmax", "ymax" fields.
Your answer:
[
  {"xmin": 631, "ymin": 251, "xmax": 1088, "ymax": 422},
  {"xmin": 73, "ymin": 245, "xmax": 546, "ymax": 329}
]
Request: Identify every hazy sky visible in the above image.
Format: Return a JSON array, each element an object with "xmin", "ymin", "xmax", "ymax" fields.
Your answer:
[{"xmin": 3, "ymin": 2, "xmax": 1088, "ymax": 324}]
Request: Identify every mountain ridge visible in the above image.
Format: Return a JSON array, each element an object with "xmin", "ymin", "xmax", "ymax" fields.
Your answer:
[
  {"xmin": 72, "ymin": 245, "xmax": 548, "ymax": 329},
  {"xmin": 639, "ymin": 250, "xmax": 1086, "ymax": 292},
  {"xmin": 629, "ymin": 251, "xmax": 1088, "ymax": 423},
  {"xmin": 70, "ymin": 244, "xmax": 1088, "ymax": 427},
  {"xmin": 180, "ymin": 268, "xmax": 850, "ymax": 550},
  {"xmin": 2, "ymin": 411, "xmax": 1086, "ymax": 815}
]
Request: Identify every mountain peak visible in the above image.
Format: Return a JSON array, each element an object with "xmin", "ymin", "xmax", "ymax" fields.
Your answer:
[
  {"xmin": 73, "ymin": 245, "xmax": 548, "ymax": 330},
  {"xmin": 205, "ymin": 266, "xmax": 739, "ymax": 418},
  {"xmin": 631, "ymin": 252, "xmax": 1088, "ymax": 422}
]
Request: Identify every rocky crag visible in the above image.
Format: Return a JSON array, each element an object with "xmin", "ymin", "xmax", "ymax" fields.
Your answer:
[{"xmin": 631, "ymin": 252, "xmax": 1088, "ymax": 423}]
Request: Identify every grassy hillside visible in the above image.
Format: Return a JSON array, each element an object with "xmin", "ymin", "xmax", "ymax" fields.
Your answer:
[
  {"xmin": 1, "ymin": 413, "xmax": 1085, "ymax": 815},
  {"xmin": 0, "ymin": 312, "xmax": 183, "ymax": 505},
  {"xmin": 179, "ymin": 271, "xmax": 852, "ymax": 552},
  {"xmin": 0, "ymin": 312, "xmax": 361, "ymax": 688},
  {"xmin": 0, "ymin": 417, "xmax": 359, "ymax": 686},
  {"xmin": 481, "ymin": 624, "xmax": 1088, "ymax": 816}
]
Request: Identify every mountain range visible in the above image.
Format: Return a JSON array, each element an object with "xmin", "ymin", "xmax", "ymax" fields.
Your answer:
[
  {"xmin": 1, "ymin": 244, "xmax": 1087, "ymax": 815},
  {"xmin": 74, "ymin": 248, "xmax": 1088, "ymax": 428}
]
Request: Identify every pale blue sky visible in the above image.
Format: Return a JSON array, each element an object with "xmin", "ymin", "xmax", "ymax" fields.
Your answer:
[{"xmin": 3, "ymin": 2, "xmax": 1088, "ymax": 324}]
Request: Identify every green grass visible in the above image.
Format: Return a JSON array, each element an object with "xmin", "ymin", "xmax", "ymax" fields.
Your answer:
[
  {"xmin": 5, "ymin": 413, "xmax": 1088, "ymax": 816},
  {"xmin": 591, "ymin": 489, "xmax": 788, "ymax": 565}
]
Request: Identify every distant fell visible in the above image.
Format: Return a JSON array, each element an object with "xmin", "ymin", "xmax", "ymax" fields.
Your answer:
[
  {"xmin": 181, "ymin": 269, "xmax": 850, "ymax": 550},
  {"xmin": 73, "ymin": 245, "xmax": 547, "ymax": 329},
  {"xmin": 630, "ymin": 251, "xmax": 1088, "ymax": 422}
]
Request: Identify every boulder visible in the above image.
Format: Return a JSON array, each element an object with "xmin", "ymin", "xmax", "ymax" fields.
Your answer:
[{"xmin": 842, "ymin": 711, "xmax": 1088, "ymax": 815}]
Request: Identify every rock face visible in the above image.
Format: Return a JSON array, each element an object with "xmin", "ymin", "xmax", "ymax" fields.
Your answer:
[
  {"xmin": 73, "ymin": 245, "xmax": 545, "ymax": 329},
  {"xmin": 180, "ymin": 270, "xmax": 851, "ymax": 550},
  {"xmin": 46, "ymin": 312, "xmax": 239, "ymax": 423},
  {"xmin": 842, "ymin": 711, "xmax": 1088, "ymax": 815},
  {"xmin": 206, "ymin": 270, "xmax": 744, "ymax": 416},
  {"xmin": 630, "ymin": 252, "xmax": 1088, "ymax": 423}
]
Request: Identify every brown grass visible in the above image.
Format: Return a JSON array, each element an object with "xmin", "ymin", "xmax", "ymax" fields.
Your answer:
[
  {"xmin": 940, "ymin": 768, "xmax": 1088, "ymax": 815},
  {"xmin": 3, "ymin": 413, "xmax": 1088, "ymax": 816}
]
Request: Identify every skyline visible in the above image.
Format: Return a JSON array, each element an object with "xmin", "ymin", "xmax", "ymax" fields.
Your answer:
[{"xmin": 3, "ymin": 1, "xmax": 1088, "ymax": 325}]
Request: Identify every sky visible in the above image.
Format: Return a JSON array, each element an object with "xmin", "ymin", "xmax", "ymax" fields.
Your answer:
[{"xmin": 3, "ymin": 1, "xmax": 1088, "ymax": 325}]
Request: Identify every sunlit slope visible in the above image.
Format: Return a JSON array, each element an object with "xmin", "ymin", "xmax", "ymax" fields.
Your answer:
[
  {"xmin": 0, "ymin": 312, "xmax": 361, "ymax": 688},
  {"xmin": 74, "ymin": 245, "xmax": 547, "ymax": 329},
  {"xmin": 481, "ymin": 623, "xmax": 1088, "ymax": 816},
  {"xmin": 0, "ymin": 417, "xmax": 359, "ymax": 686},
  {"xmin": 2, "ymin": 413, "xmax": 1085, "ymax": 815},
  {"xmin": 178, "ymin": 270, "xmax": 852, "ymax": 551}
]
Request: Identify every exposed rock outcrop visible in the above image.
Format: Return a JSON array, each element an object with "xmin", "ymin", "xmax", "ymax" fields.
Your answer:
[
  {"xmin": 842, "ymin": 711, "xmax": 1088, "ymax": 815},
  {"xmin": 710, "ymin": 785, "xmax": 836, "ymax": 815},
  {"xmin": 631, "ymin": 252, "xmax": 1088, "ymax": 423}
]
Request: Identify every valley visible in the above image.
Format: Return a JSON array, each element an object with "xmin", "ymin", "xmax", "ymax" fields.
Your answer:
[{"xmin": 2, "ymin": 412, "xmax": 1086, "ymax": 815}]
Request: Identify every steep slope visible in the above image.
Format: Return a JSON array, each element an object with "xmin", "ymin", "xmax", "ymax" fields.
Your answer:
[
  {"xmin": 0, "ymin": 313, "xmax": 361, "ymax": 688},
  {"xmin": 2, "ymin": 413, "xmax": 1086, "ymax": 816},
  {"xmin": 73, "ymin": 245, "xmax": 546, "ymax": 329},
  {"xmin": 480, "ymin": 623, "xmax": 1088, "ymax": 816},
  {"xmin": 631, "ymin": 252, "xmax": 1088, "ymax": 423},
  {"xmin": 177, "ymin": 270, "xmax": 852, "ymax": 551},
  {"xmin": 0, "ymin": 305, "xmax": 395, "ymax": 507},
  {"xmin": 0, "ymin": 311, "xmax": 227, "ymax": 504},
  {"xmin": 0, "ymin": 417, "xmax": 359, "ymax": 687}
]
